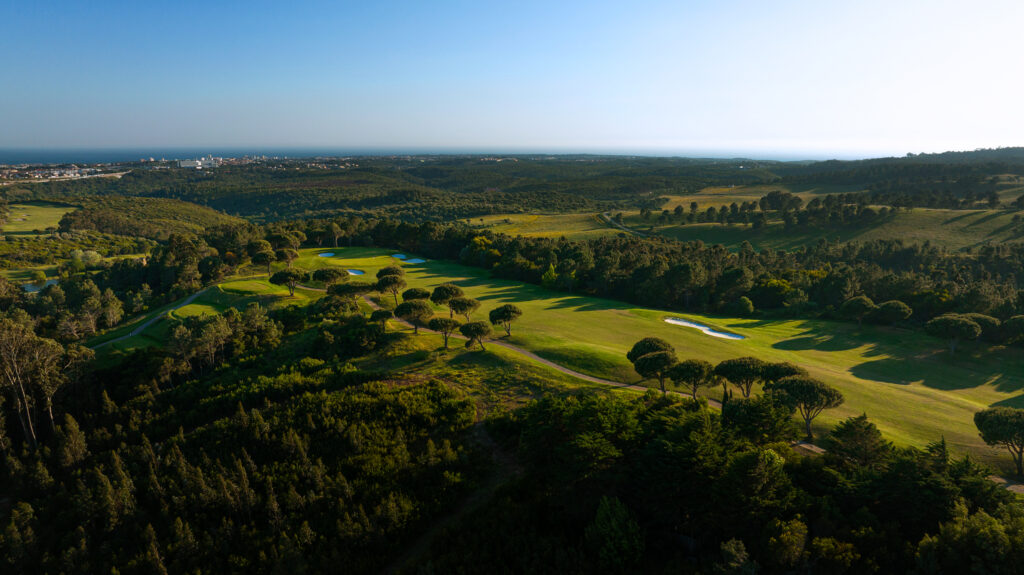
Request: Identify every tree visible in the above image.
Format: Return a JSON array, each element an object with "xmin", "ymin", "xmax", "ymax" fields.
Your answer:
[
  {"xmin": 269, "ymin": 269, "xmax": 309, "ymax": 297},
  {"xmin": 668, "ymin": 359, "xmax": 716, "ymax": 399},
  {"xmin": 251, "ymin": 250, "xmax": 275, "ymax": 274},
  {"xmin": 394, "ymin": 300, "xmax": 433, "ymax": 334},
  {"xmin": 927, "ymin": 314, "xmax": 982, "ymax": 353},
  {"xmin": 328, "ymin": 281, "xmax": 375, "ymax": 298},
  {"xmin": 715, "ymin": 357, "xmax": 767, "ymax": 398},
  {"xmin": 583, "ymin": 496, "xmax": 644, "ymax": 573},
  {"xmin": 873, "ymin": 300, "xmax": 912, "ymax": 325},
  {"xmin": 328, "ymin": 222, "xmax": 342, "ymax": 247},
  {"xmin": 729, "ymin": 296, "xmax": 755, "ymax": 317},
  {"xmin": 274, "ymin": 248, "xmax": 299, "ymax": 268},
  {"xmin": 0, "ymin": 319, "xmax": 81, "ymax": 448},
  {"xmin": 376, "ymin": 265, "xmax": 404, "ymax": 280},
  {"xmin": 376, "ymin": 274, "xmax": 407, "ymax": 305},
  {"xmin": 449, "ymin": 296, "xmax": 480, "ymax": 322},
  {"xmin": 460, "ymin": 321, "xmax": 491, "ymax": 350},
  {"xmin": 722, "ymin": 394, "xmax": 797, "ymax": 445},
  {"xmin": 402, "ymin": 287, "xmax": 430, "ymax": 301},
  {"xmin": 428, "ymin": 317, "xmax": 461, "ymax": 349},
  {"xmin": 30, "ymin": 270, "xmax": 47, "ymax": 287},
  {"xmin": 841, "ymin": 295, "xmax": 876, "ymax": 327},
  {"xmin": 488, "ymin": 304, "xmax": 522, "ymax": 336},
  {"xmin": 767, "ymin": 375, "xmax": 844, "ymax": 440},
  {"xmin": 963, "ymin": 313, "xmax": 1002, "ymax": 343},
  {"xmin": 1005, "ymin": 315, "xmax": 1024, "ymax": 344},
  {"xmin": 370, "ymin": 309, "xmax": 392, "ymax": 332},
  {"xmin": 312, "ymin": 268, "xmax": 348, "ymax": 287},
  {"xmin": 56, "ymin": 413, "xmax": 88, "ymax": 468},
  {"xmin": 430, "ymin": 283, "xmax": 464, "ymax": 318},
  {"xmin": 626, "ymin": 337, "xmax": 674, "ymax": 364},
  {"xmin": 823, "ymin": 414, "xmax": 892, "ymax": 471},
  {"xmin": 974, "ymin": 407, "xmax": 1024, "ymax": 476},
  {"xmin": 633, "ymin": 350, "xmax": 678, "ymax": 395},
  {"xmin": 762, "ymin": 361, "xmax": 808, "ymax": 384}
]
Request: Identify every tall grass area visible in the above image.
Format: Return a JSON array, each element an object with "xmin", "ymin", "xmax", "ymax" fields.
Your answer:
[{"xmin": 300, "ymin": 247, "xmax": 1024, "ymax": 471}]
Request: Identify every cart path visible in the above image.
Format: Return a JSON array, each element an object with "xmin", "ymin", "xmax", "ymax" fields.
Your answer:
[
  {"xmin": 356, "ymin": 294, "xmax": 723, "ymax": 405},
  {"xmin": 90, "ymin": 287, "xmax": 210, "ymax": 349}
]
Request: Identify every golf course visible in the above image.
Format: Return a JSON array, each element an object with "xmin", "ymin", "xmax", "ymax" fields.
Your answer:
[{"xmin": 99, "ymin": 245, "xmax": 1024, "ymax": 468}]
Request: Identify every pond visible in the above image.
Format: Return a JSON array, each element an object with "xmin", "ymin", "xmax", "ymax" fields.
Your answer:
[
  {"xmin": 317, "ymin": 252, "xmax": 335, "ymax": 257},
  {"xmin": 664, "ymin": 317, "xmax": 746, "ymax": 340},
  {"xmin": 346, "ymin": 269, "xmax": 365, "ymax": 275},
  {"xmin": 22, "ymin": 279, "xmax": 58, "ymax": 293},
  {"xmin": 404, "ymin": 258, "xmax": 426, "ymax": 264},
  {"xmin": 392, "ymin": 253, "xmax": 407, "ymax": 259}
]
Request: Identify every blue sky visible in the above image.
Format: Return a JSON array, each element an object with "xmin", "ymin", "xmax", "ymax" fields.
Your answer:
[{"xmin": 3, "ymin": 0, "xmax": 1023, "ymax": 158}]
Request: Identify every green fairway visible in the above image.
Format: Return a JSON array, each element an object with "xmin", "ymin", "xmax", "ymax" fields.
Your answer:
[
  {"xmin": 299, "ymin": 247, "xmax": 1024, "ymax": 471},
  {"xmin": 1, "ymin": 202, "xmax": 77, "ymax": 235}
]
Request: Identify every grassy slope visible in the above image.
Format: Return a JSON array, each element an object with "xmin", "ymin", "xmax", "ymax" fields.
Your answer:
[
  {"xmin": 300, "ymin": 247, "xmax": 1024, "ymax": 470},
  {"xmin": 2, "ymin": 202, "xmax": 77, "ymax": 235},
  {"xmin": 624, "ymin": 207, "xmax": 1024, "ymax": 251},
  {"xmin": 464, "ymin": 213, "xmax": 620, "ymax": 240}
]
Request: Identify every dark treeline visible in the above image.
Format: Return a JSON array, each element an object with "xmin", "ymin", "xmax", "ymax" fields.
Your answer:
[{"xmin": 420, "ymin": 393, "xmax": 1022, "ymax": 573}]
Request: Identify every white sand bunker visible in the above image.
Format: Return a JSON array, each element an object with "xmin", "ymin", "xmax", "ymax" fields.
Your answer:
[
  {"xmin": 404, "ymin": 258, "xmax": 426, "ymax": 264},
  {"xmin": 346, "ymin": 269, "xmax": 365, "ymax": 275},
  {"xmin": 664, "ymin": 317, "xmax": 745, "ymax": 340},
  {"xmin": 392, "ymin": 253, "xmax": 407, "ymax": 259},
  {"xmin": 318, "ymin": 252, "xmax": 335, "ymax": 257}
]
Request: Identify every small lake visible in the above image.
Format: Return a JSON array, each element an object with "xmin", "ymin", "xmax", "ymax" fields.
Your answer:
[
  {"xmin": 392, "ymin": 253, "xmax": 407, "ymax": 259},
  {"xmin": 318, "ymin": 252, "xmax": 335, "ymax": 257},
  {"xmin": 346, "ymin": 269, "xmax": 365, "ymax": 275},
  {"xmin": 664, "ymin": 317, "xmax": 746, "ymax": 340},
  {"xmin": 404, "ymin": 258, "xmax": 426, "ymax": 264},
  {"xmin": 22, "ymin": 279, "xmax": 58, "ymax": 293}
]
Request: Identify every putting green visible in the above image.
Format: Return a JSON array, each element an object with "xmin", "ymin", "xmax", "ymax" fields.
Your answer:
[{"xmin": 295, "ymin": 247, "xmax": 1024, "ymax": 470}]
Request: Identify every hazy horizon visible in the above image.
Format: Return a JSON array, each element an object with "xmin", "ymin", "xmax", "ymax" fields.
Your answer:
[
  {"xmin": 2, "ymin": 144, "xmax": 1014, "ymax": 166},
  {"xmin": 4, "ymin": 1, "xmax": 1023, "ymax": 156}
]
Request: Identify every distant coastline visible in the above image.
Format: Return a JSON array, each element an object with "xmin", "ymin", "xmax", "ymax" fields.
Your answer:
[{"xmin": 0, "ymin": 147, "xmax": 853, "ymax": 165}]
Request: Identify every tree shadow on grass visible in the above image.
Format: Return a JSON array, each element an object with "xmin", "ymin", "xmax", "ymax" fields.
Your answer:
[
  {"xmin": 964, "ymin": 211, "xmax": 1004, "ymax": 227},
  {"xmin": 773, "ymin": 333, "xmax": 864, "ymax": 353},
  {"xmin": 991, "ymin": 395, "xmax": 1024, "ymax": 409},
  {"xmin": 850, "ymin": 353, "xmax": 1024, "ymax": 393}
]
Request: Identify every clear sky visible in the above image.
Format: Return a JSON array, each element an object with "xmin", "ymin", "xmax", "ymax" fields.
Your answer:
[{"xmin": 3, "ymin": 0, "xmax": 1023, "ymax": 158}]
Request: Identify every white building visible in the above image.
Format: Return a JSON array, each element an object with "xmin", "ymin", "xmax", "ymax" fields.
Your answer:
[{"xmin": 178, "ymin": 155, "xmax": 222, "ymax": 169}]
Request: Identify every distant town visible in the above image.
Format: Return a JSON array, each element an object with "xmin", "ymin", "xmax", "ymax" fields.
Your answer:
[{"xmin": 0, "ymin": 154, "xmax": 360, "ymax": 183}]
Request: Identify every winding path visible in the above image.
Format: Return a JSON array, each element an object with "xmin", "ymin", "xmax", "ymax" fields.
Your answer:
[
  {"xmin": 600, "ymin": 212, "xmax": 648, "ymax": 237},
  {"xmin": 90, "ymin": 287, "xmax": 210, "ymax": 349},
  {"xmin": 357, "ymin": 294, "xmax": 725, "ymax": 404}
]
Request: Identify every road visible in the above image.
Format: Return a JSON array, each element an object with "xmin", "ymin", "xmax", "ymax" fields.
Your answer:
[{"xmin": 600, "ymin": 212, "xmax": 648, "ymax": 237}]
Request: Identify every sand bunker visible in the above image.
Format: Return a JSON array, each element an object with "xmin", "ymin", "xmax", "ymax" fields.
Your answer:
[
  {"xmin": 317, "ymin": 252, "xmax": 334, "ymax": 257},
  {"xmin": 664, "ymin": 317, "xmax": 745, "ymax": 340},
  {"xmin": 346, "ymin": 269, "xmax": 365, "ymax": 275},
  {"xmin": 404, "ymin": 258, "xmax": 426, "ymax": 264},
  {"xmin": 392, "ymin": 254, "xmax": 407, "ymax": 259}
]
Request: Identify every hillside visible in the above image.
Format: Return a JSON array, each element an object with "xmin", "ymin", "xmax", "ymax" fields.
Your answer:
[{"xmin": 59, "ymin": 195, "xmax": 247, "ymax": 239}]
